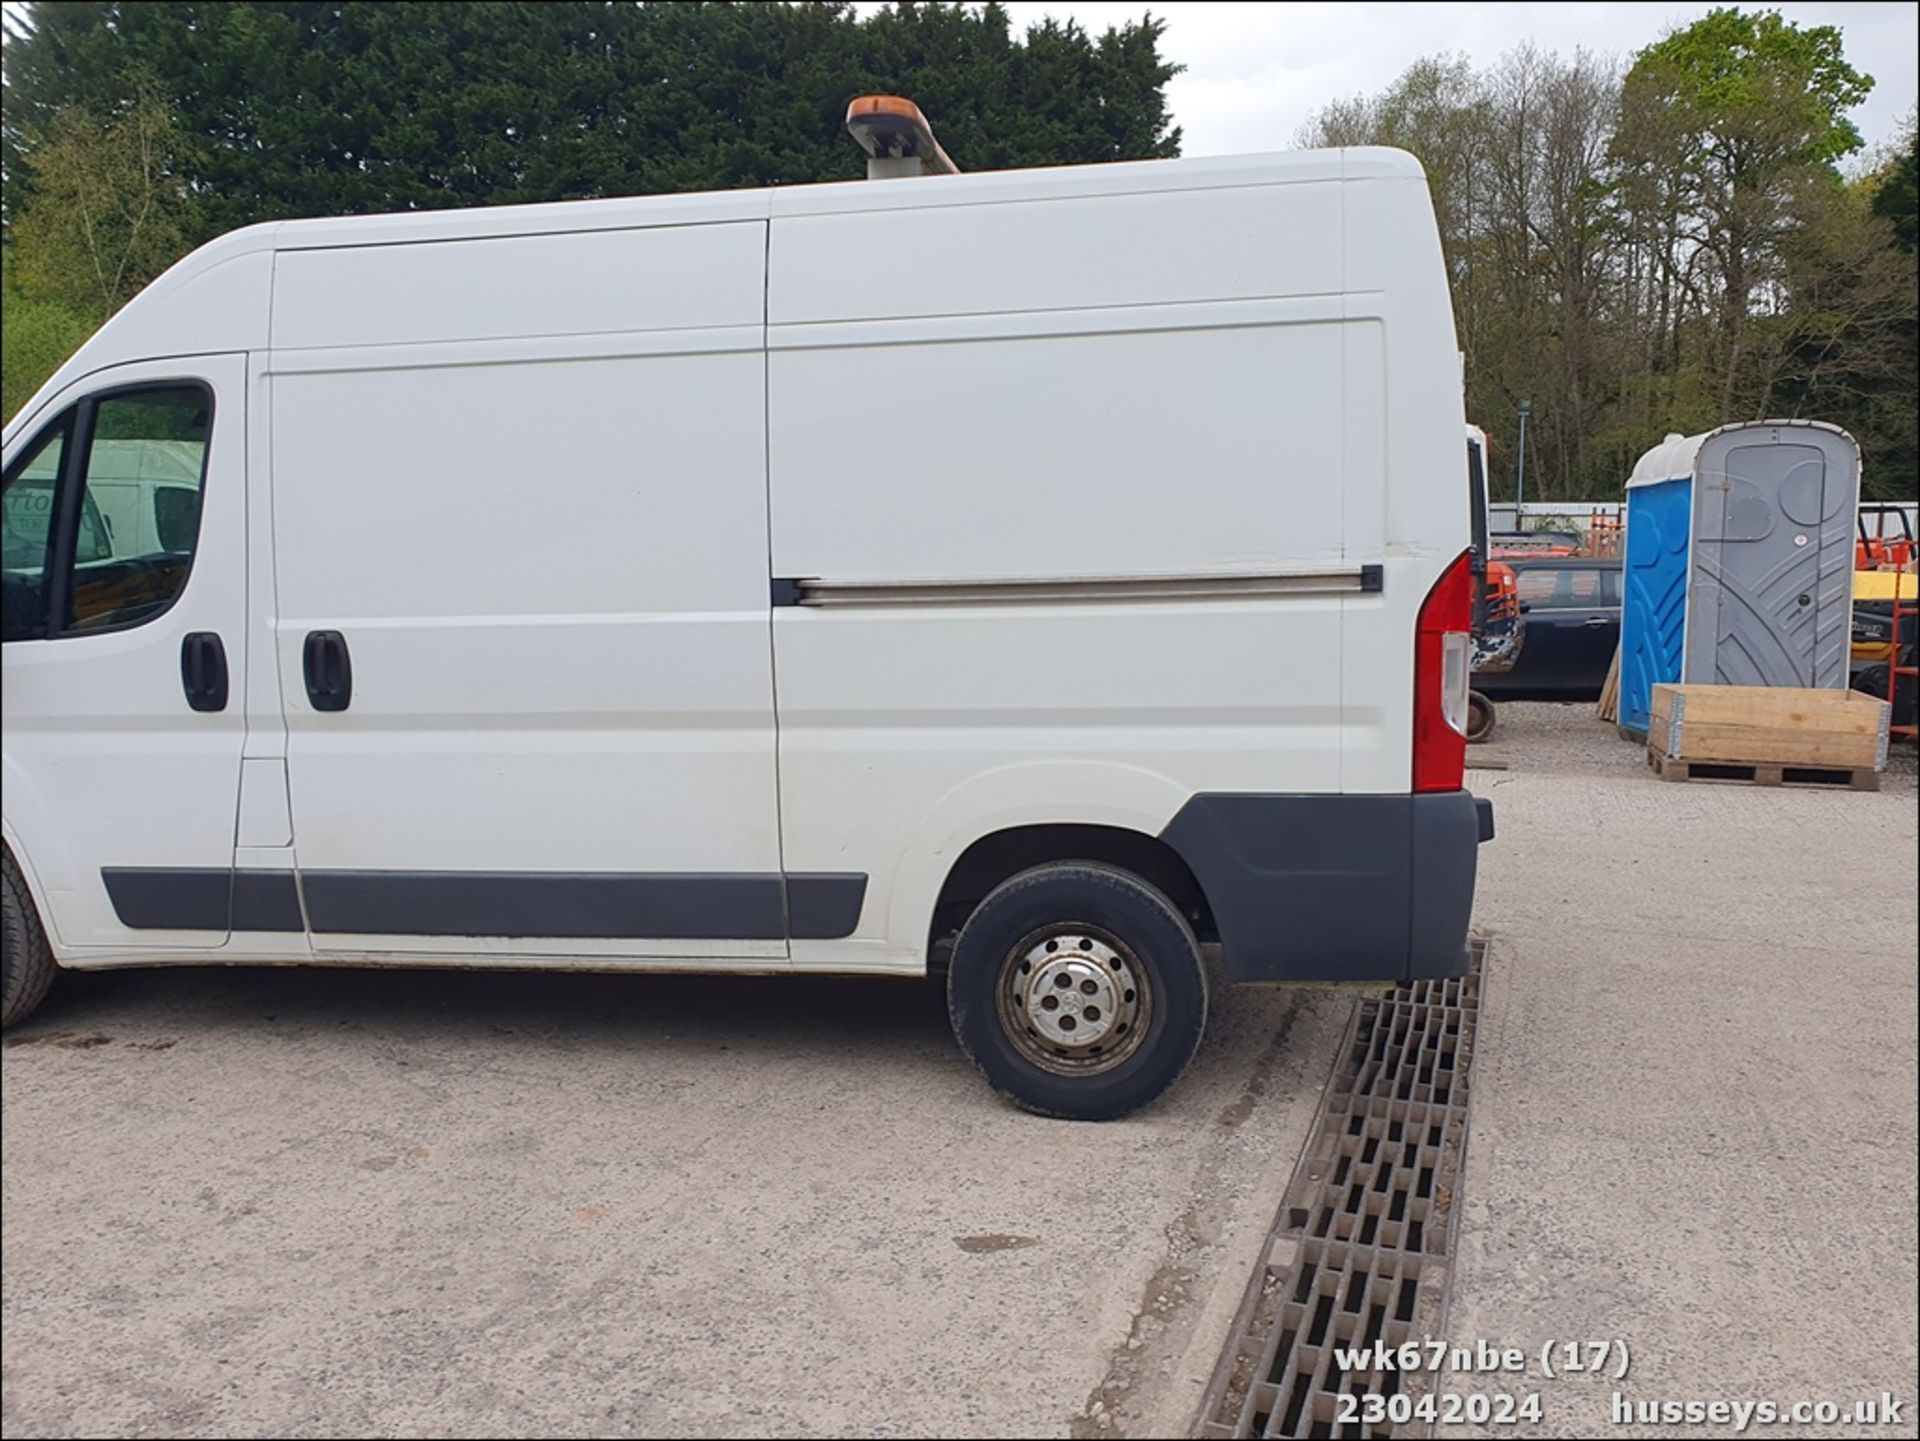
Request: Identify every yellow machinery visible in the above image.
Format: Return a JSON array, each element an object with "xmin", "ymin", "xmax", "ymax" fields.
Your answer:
[
  {"xmin": 1853, "ymin": 504, "xmax": 1917, "ymax": 664},
  {"xmin": 1853, "ymin": 568, "xmax": 1917, "ymax": 663}
]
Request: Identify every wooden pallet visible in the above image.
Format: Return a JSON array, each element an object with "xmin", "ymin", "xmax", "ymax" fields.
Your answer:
[
  {"xmin": 1650, "ymin": 684, "xmax": 1888, "ymax": 771},
  {"xmin": 1647, "ymin": 749, "xmax": 1880, "ymax": 791}
]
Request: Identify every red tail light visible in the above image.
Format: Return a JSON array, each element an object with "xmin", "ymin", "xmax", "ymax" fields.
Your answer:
[{"xmin": 1414, "ymin": 550, "xmax": 1474, "ymax": 793}]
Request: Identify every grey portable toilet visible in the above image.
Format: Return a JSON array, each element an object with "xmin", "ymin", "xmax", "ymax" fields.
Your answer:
[{"xmin": 1619, "ymin": 420, "xmax": 1860, "ymax": 732}]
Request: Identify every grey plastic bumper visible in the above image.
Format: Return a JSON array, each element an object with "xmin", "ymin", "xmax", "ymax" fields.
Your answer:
[{"xmin": 1160, "ymin": 790, "xmax": 1490, "ymax": 985}]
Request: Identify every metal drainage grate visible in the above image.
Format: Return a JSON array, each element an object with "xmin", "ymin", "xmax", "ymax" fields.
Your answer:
[{"xmin": 1197, "ymin": 940, "xmax": 1485, "ymax": 1439}]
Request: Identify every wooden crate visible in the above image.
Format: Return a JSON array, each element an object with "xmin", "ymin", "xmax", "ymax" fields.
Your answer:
[{"xmin": 1648, "ymin": 684, "xmax": 1889, "ymax": 773}]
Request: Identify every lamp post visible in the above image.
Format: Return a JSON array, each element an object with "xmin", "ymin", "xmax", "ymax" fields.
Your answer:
[{"xmin": 1514, "ymin": 399, "xmax": 1532, "ymax": 528}]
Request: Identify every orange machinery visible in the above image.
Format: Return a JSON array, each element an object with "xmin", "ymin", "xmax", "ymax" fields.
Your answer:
[{"xmin": 1889, "ymin": 540, "xmax": 1916, "ymax": 744}]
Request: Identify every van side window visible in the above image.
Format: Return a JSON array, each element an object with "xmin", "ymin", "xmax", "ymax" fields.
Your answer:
[
  {"xmin": 67, "ymin": 386, "xmax": 211, "ymax": 632},
  {"xmin": 1, "ymin": 417, "xmax": 72, "ymax": 642}
]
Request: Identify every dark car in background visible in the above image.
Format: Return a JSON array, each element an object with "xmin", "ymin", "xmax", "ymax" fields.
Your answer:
[{"xmin": 1476, "ymin": 555, "xmax": 1621, "ymax": 700}]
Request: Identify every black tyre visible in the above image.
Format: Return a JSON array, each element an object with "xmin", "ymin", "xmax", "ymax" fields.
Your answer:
[
  {"xmin": 1855, "ymin": 662, "xmax": 1917, "ymax": 729},
  {"xmin": 1466, "ymin": 690, "xmax": 1496, "ymax": 744},
  {"xmin": 3, "ymin": 850, "xmax": 56, "ymax": 1029},
  {"xmin": 946, "ymin": 861, "xmax": 1208, "ymax": 1121}
]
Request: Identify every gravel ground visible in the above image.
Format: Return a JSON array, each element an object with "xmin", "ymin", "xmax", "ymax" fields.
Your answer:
[
  {"xmin": 1445, "ymin": 702, "xmax": 1919, "ymax": 1439},
  {"xmin": 0, "ymin": 951, "xmax": 1345, "ymax": 1439},
  {"xmin": 1470, "ymin": 700, "xmax": 1643, "ymax": 778}
]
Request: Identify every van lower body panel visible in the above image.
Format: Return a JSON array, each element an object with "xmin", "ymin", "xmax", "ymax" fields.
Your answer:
[{"xmin": 1160, "ymin": 790, "xmax": 1490, "ymax": 984}]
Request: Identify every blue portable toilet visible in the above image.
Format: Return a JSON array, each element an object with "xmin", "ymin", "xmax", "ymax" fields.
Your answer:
[{"xmin": 1618, "ymin": 421, "xmax": 1860, "ymax": 736}]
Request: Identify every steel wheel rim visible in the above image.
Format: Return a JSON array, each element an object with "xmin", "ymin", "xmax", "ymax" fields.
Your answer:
[{"xmin": 994, "ymin": 924, "xmax": 1151, "ymax": 1076}]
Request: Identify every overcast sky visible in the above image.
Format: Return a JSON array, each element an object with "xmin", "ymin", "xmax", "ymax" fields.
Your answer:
[{"xmin": 974, "ymin": 1, "xmax": 1918, "ymax": 160}]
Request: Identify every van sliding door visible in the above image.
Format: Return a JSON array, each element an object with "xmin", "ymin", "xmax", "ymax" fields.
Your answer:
[{"xmin": 266, "ymin": 221, "xmax": 803, "ymax": 958}]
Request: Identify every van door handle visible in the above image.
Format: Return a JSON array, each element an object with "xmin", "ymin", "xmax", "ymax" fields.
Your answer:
[
  {"xmin": 180, "ymin": 632, "xmax": 229, "ymax": 712},
  {"xmin": 303, "ymin": 630, "xmax": 353, "ymax": 712}
]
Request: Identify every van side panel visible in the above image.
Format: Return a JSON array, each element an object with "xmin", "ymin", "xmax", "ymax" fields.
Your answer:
[
  {"xmin": 272, "ymin": 224, "xmax": 766, "ymax": 351},
  {"xmin": 768, "ymin": 179, "xmax": 1358, "ymax": 971},
  {"xmin": 768, "ymin": 181, "xmax": 1341, "ymax": 326},
  {"xmin": 1339, "ymin": 173, "xmax": 1470, "ymax": 795},
  {"xmin": 770, "ymin": 313, "xmax": 1346, "ymax": 582}
]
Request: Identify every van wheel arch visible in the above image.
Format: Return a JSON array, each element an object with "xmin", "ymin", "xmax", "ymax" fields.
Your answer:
[{"xmin": 927, "ymin": 823, "xmax": 1216, "ymax": 960}]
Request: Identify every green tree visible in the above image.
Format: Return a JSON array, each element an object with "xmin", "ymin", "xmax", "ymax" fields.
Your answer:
[
  {"xmin": 1871, "ymin": 114, "xmax": 1917, "ymax": 253},
  {"xmin": 1304, "ymin": 19, "xmax": 1914, "ymax": 502},
  {"xmin": 0, "ymin": 256, "xmax": 96, "ymax": 422},
  {"xmin": 9, "ymin": 92, "xmax": 200, "ymax": 320},
  {"xmin": 1841, "ymin": 120, "xmax": 1920, "ymax": 493},
  {"xmin": 2, "ymin": 2, "xmax": 1180, "ymax": 235},
  {"xmin": 1747, "ymin": 172, "xmax": 1916, "ymax": 475},
  {"xmin": 1611, "ymin": 8, "xmax": 1873, "ymax": 420}
]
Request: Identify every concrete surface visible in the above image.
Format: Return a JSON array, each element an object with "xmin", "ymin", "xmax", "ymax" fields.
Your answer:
[
  {"xmin": 0, "ymin": 951, "xmax": 1345, "ymax": 1438},
  {"xmin": 1443, "ymin": 704, "xmax": 1919, "ymax": 1438}
]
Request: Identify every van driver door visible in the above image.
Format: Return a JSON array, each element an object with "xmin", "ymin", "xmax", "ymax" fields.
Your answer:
[{"xmin": 1, "ymin": 356, "xmax": 251, "ymax": 951}]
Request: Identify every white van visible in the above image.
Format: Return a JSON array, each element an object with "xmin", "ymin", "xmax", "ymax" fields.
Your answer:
[{"xmin": 1, "ymin": 143, "xmax": 1490, "ymax": 1119}]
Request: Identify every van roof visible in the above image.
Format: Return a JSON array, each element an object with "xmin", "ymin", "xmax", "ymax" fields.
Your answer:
[
  {"xmin": 6, "ymin": 146, "xmax": 1424, "ymax": 442},
  {"xmin": 269, "ymin": 145, "xmax": 1419, "ymax": 250}
]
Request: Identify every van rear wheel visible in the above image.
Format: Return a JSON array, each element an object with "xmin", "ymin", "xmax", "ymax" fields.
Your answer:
[
  {"xmin": 946, "ymin": 862, "xmax": 1207, "ymax": 1120},
  {"xmin": 2, "ymin": 851, "xmax": 56, "ymax": 1029}
]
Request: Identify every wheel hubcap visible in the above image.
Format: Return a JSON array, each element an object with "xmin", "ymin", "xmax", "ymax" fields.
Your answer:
[{"xmin": 997, "ymin": 928, "xmax": 1149, "ymax": 1075}]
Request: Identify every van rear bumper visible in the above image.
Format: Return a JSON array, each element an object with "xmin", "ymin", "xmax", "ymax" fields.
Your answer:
[{"xmin": 1159, "ymin": 789, "xmax": 1490, "ymax": 985}]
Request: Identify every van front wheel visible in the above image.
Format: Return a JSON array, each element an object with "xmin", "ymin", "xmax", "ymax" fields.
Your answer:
[
  {"xmin": 2, "ymin": 851, "xmax": 56, "ymax": 1028},
  {"xmin": 946, "ymin": 862, "xmax": 1208, "ymax": 1120}
]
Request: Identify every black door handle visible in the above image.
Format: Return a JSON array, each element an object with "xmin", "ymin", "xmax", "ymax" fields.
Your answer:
[
  {"xmin": 180, "ymin": 632, "xmax": 229, "ymax": 712},
  {"xmin": 303, "ymin": 630, "xmax": 352, "ymax": 712}
]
